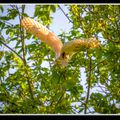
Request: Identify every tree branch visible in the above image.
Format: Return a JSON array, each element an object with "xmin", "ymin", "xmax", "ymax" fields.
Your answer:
[
  {"xmin": 84, "ymin": 57, "xmax": 92, "ymax": 114},
  {"xmin": 17, "ymin": 5, "xmax": 34, "ymax": 101},
  {"xmin": 0, "ymin": 38, "xmax": 23, "ymax": 61}
]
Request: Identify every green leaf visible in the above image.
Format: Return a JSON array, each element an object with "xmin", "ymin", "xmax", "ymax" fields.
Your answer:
[
  {"xmin": 0, "ymin": 5, "xmax": 120, "ymax": 114},
  {"xmin": 0, "ymin": 5, "xmax": 4, "ymax": 12}
]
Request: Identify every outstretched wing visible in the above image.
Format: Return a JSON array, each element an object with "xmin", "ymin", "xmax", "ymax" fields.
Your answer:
[
  {"xmin": 62, "ymin": 38, "xmax": 100, "ymax": 54},
  {"xmin": 21, "ymin": 17, "xmax": 63, "ymax": 58},
  {"xmin": 56, "ymin": 38, "xmax": 100, "ymax": 66}
]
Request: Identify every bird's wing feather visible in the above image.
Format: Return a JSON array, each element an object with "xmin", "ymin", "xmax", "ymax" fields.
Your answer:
[
  {"xmin": 55, "ymin": 38, "xmax": 100, "ymax": 66},
  {"xmin": 61, "ymin": 38, "xmax": 100, "ymax": 55},
  {"xmin": 21, "ymin": 17, "xmax": 63, "ymax": 58}
]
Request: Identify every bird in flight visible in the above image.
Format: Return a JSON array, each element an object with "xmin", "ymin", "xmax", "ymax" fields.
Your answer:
[{"xmin": 21, "ymin": 17, "xmax": 100, "ymax": 66}]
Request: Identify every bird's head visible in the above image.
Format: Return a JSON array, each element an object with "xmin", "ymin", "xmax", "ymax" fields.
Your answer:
[{"xmin": 54, "ymin": 52, "xmax": 70, "ymax": 66}]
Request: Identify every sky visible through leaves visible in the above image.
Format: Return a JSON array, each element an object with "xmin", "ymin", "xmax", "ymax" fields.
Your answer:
[{"xmin": 0, "ymin": 4, "xmax": 120, "ymax": 114}]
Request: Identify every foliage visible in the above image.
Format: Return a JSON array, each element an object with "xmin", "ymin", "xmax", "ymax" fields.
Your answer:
[{"xmin": 0, "ymin": 5, "xmax": 120, "ymax": 114}]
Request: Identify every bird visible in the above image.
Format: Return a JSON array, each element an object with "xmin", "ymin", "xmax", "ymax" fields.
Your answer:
[{"xmin": 21, "ymin": 17, "xmax": 100, "ymax": 66}]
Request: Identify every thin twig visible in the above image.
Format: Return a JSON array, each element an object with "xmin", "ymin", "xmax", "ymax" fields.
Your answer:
[
  {"xmin": 0, "ymin": 20, "xmax": 14, "ymax": 27},
  {"xmin": 0, "ymin": 39, "xmax": 23, "ymax": 61},
  {"xmin": 96, "ymin": 84, "xmax": 110, "ymax": 95},
  {"xmin": 58, "ymin": 5, "xmax": 73, "ymax": 23}
]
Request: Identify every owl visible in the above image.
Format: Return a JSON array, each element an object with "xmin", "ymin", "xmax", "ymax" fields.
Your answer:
[{"xmin": 21, "ymin": 17, "xmax": 100, "ymax": 66}]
